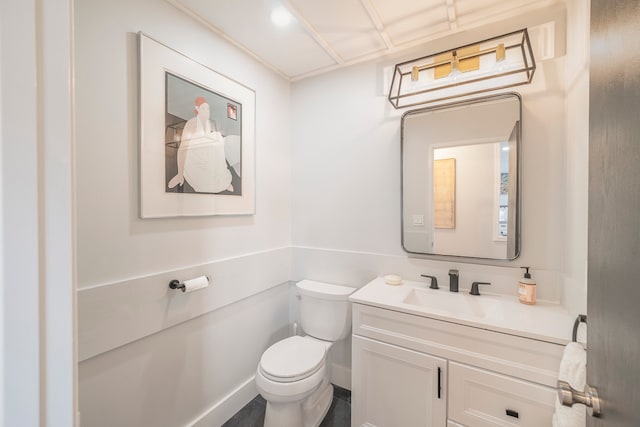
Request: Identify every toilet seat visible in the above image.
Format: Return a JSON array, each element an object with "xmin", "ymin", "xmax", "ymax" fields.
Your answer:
[{"xmin": 259, "ymin": 336, "xmax": 327, "ymax": 383}]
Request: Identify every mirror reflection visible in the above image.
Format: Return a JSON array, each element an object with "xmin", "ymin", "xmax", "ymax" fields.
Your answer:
[{"xmin": 401, "ymin": 93, "xmax": 520, "ymax": 260}]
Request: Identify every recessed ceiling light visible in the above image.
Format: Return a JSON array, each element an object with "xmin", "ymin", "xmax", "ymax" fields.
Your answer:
[{"xmin": 271, "ymin": 6, "xmax": 292, "ymax": 27}]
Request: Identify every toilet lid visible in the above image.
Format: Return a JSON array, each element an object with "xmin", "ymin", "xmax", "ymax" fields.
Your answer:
[{"xmin": 259, "ymin": 336, "xmax": 326, "ymax": 383}]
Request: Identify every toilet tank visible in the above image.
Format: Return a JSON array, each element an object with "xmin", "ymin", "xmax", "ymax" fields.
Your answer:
[{"xmin": 296, "ymin": 280, "xmax": 357, "ymax": 341}]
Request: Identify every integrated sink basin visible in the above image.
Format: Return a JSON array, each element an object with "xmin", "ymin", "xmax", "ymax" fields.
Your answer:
[
  {"xmin": 402, "ymin": 288, "xmax": 505, "ymax": 321},
  {"xmin": 349, "ymin": 276, "xmax": 576, "ymax": 344}
]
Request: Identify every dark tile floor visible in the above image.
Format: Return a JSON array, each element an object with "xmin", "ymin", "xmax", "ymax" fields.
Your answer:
[{"xmin": 222, "ymin": 385, "xmax": 351, "ymax": 427}]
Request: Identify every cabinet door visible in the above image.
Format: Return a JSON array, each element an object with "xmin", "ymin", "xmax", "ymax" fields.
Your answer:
[{"xmin": 352, "ymin": 335, "xmax": 447, "ymax": 427}]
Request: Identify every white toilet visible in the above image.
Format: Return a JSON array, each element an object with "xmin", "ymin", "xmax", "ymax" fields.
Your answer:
[{"xmin": 255, "ymin": 279, "xmax": 356, "ymax": 427}]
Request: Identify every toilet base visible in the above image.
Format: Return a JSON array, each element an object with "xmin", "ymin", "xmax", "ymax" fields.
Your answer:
[
  {"xmin": 263, "ymin": 400, "xmax": 303, "ymax": 427},
  {"xmin": 303, "ymin": 381, "xmax": 333, "ymax": 427},
  {"xmin": 263, "ymin": 381, "xmax": 333, "ymax": 427}
]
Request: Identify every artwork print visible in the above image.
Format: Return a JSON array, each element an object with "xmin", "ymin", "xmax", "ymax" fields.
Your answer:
[
  {"xmin": 164, "ymin": 73, "xmax": 242, "ymax": 195},
  {"xmin": 139, "ymin": 32, "xmax": 255, "ymax": 218},
  {"xmin": 500, "ymin": 172, "xmax": 509, "ymax": 195}
]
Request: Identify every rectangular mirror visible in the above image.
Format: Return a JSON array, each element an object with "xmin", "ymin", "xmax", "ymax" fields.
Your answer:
[{"xmin": 401, "ymin": 93, "xmax": 521, "ymax": 260}]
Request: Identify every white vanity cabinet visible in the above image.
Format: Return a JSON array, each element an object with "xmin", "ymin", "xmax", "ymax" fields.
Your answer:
[
  {"xmin": 352, "ymin": 335, "xmax": 447, "ymax": 426},
  {"xmin": 351, "ymin": 302, "xmax": 564, "ymax": 427}
]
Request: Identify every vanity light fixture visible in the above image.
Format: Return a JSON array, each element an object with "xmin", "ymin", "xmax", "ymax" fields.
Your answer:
[{"xmin": 388, "ymin": 29, "xmax": 535, "ymax": 109}]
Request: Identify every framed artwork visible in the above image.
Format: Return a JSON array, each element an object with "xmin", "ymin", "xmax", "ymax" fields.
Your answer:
[{"xmin": 139, "ymin": 32, "xmax": 255, "ymax": 217}]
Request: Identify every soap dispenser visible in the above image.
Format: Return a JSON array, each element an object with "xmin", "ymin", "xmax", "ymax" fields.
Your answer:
[{"xmin": 518, "ymin": 267, "xmax": 536, "ymax": 305}]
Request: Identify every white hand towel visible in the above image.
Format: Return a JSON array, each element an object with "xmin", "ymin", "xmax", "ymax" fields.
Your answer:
[{"xmin": 552, "ymin": 342, "xmax": 586, "ymax": 427}]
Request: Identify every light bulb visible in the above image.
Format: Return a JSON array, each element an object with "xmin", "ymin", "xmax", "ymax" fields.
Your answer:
[
  {"xmin": 496, "ymin": 43, "xmax": 506, "ymax": 62},
  {"xmin": 449, "ymin": 53, "xmax": 462, "ymax": 82},
  {"xmin": 411, "ymin": 66, "xmax": 419, "ymax": 82},
  {"xmin": 409, "ymin": 66, "xmax": 421, "ymax": 90},
  {"xmin": 493, "ymin": 43, "xmax": 509, "ymax": 74}
]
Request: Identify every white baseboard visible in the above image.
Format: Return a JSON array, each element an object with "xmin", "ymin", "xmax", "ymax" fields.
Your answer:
[
  {"xmin": 331, "ymin": 362, "xmax": 352, "ymax": 391},
  {"xmin": 188, "ymin": 375, "xmax": 258, "ymax": 427}
]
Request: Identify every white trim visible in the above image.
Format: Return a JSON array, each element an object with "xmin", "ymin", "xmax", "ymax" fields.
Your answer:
[
  {"xmin": 1, "ymin": 0, "xmax": 77, "ymax": 424},
  {"xmin": 331, "ymin": 362, "xmax": 352, "ymax": 391},
  {"xmin": 359, "ymin": 0, "xmax": 394, "ymax": 50},
  {"xmin": 292, "ymin": 244, "xmax": 406, "ymax": 260},
  {"xmin": 0, "ymin": 11, "xmax": 4, "ymax": 423},
  {"xmin": 78, "ymin": 247, "xmax": 292, "ymax": 361},
  {"xmin": 188, "ymin": 375, "xmax": 258, "ymax": 427},
  {"xmin": 165, "ymin": 0, "xmax": 565, "ymax": 82},
  {"xmin": 165, "ymin": 0, "xmax": 290, "ymax": 81},
  {"xmin": 182, "ymin": 359, "xmax": 350, "ymax": 426},
  {"xmin": 2, "ymin": 1, "xmax": 42, "ymax": 424},
  {"xmin": 40, "ymin": 0, "xmax": 78, "ymax": 425},
  {"xmin": 446, "ymin": 0, "xmax": 458, "ymax": 31},
  {"xmin": 79, "ymin": 245, "xmax": 291, "ymax": 291},
  {"xmin": 282, "ymin": 0, "xmax": 344, "ymax": 64}
]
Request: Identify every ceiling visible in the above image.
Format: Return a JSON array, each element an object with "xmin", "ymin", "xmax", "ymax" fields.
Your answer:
[{"xmin": 168, "ymin": 0, "xmax": 563, "ymax": 81}]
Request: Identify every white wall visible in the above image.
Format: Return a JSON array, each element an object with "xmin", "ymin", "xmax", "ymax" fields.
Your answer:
[
  {"xmin": 291, "ymin": 14, "xmax": 569, "ymax": 287},
  {"xmin": 75, "ymin": 1, "xmax": 590, "ymax": 424},
  {"xmin": 291, "ymin": 5, "xmax": 587, "ymax": 373},
  {"xmin": 75, "ymin": 0, "xmax": 291, "ymax": 287},
  {"xmin": 75, "ymin": 0, "xmax": 292, "ymax": 424},
  {"xmin": 433, "ymin": 144, "xmax": 506, "ymax": 259},
  {"xmin": 561, "ymin": 0, "xmax": 590, "ymax": 316},
  {"xmin": 79, "ymin": 283, "xmax": 290, "ymax": 427},
  {"xmin": 1, "ymin": 3, "xmax": 40, "ymax": 423},
  {"xmin": 1, "ymin": 7, "xmax": 6, "ymax": 424},
  {"xmin": 0, "ymin": 16, "xmax": 5, "ymax": 423},
  {"xmin": 2, "ymin": 1, "xmax": 76, "ymax": 425}
]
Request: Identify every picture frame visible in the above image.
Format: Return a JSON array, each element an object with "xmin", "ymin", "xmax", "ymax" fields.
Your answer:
[{"xmin": 139, "ymin": 32, "xmax": 255, "ymax": 217}]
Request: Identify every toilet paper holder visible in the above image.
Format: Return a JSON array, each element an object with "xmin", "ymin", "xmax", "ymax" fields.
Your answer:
[{"xmin": 169, "ymin": 276, "xmax": 210, "ymax": 292}]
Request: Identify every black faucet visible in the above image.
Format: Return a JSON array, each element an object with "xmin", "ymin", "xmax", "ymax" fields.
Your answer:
[
  {"xmin": 469, "ymin": 282, "xmax": 491, "ymax": 296},
  {"xmin": 448, "ymin": 269, "xmax": 459, "ymax": 292},
  {"xmin": 420, "ymin": 274, "xmax": 439, "ymax": 290}
]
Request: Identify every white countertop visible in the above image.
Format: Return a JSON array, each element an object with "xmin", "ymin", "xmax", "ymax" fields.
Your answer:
[{"xmin": 349, "ymin": 276, "xmax": 575, "ymax": 345}]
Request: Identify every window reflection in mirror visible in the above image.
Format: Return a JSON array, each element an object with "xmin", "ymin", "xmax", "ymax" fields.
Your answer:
[{"xmin": 401, "ymin": 93, "xmax": 520, "ymax": 261}]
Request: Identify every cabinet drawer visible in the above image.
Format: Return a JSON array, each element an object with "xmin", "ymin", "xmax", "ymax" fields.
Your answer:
[
  {"xmin": 449, "ymin": 362, "xmax": 556, "ymax": 427},
  {"xmin": 352, "ymin": 303, "xmax": 563, "ymax": 387}
]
